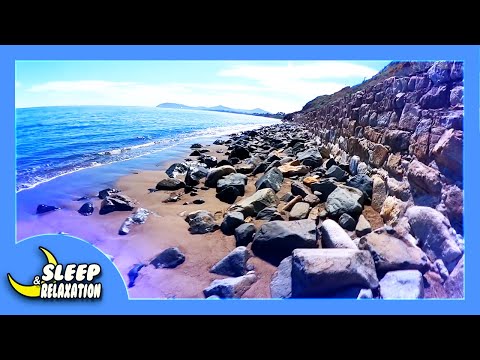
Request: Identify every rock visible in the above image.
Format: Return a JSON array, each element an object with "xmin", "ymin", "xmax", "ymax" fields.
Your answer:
[
  {"xmin": 442, "ymin": 184, "xmax": 463, "ymax": 235},
  {"xmin": 339, "ymin": 213, "xmax": 356, "ymax": 231},
  {"xmin": 325, "ymin": 158, "xmax": 336, "ymax": 170},
  {"xmin": 320, "ymin": 219, "xmax": 357, "ymax": 249},
  {"xmin": 217, "ymin": 159, "xmax": 233, "ymax": 167},
  {"xmin": 358, "ymin": 228, "xmax": 429, "ymax": 275},
  {"xmin": 255, "ymin": 167, "xmax": 284, "ymax": 192},
  {"xmin": 419, "ymin": 85, "xmax": 449, "ymax": 109},
  {"xmin": 213, "ymin": 139, "xmax": 225, "ymax": 145},
  {"xmin": 200, "ymin": 155, "xmax": 218, "ymax": 168},
  {"xmin": 220, "ymin": 212, "xmax": 245, "ymax": 235},
  {"xmin": 291, "ymin": 181, "xmax": 311, "ymax": 198},
  {"xmin": 127, "ymin": 263, "xmax": 145, "ymax": 288},
  {"xmin": 370, "ymin": 144, "xmax": 389, "ymax": 168},
  {"xmin": 235, "ymin": 162, "xmax": 256, "ymax": 174},
  {"xmin": 280, "ymin": 192, "xmax": 295, "ymax": 202},
  {"xmin": 311, "ymin": 179, "xmax": 338, "ymax": 202},
  {"xmin": 434, "ymin": 259, "xmax": 449, "ymax": 282},
  {"xmin": 399, "ymin": 103, "xmax": 421, "ymax": 131},
  {"xmin": 193, "ymin": 199, "xmax": 205, "ymax": 204},
  {"xmin": 156, "ymin": 178, "xmax": 186, "ymax": 191},
  {"xmin": 431, "ymin": 129, "xmax": 462, "ymax": 180},
  {"xmin": 277, "ymin": 163, "xmax": 310, "ymax": 177},
  {"xmin": 229, "ymin": 188, "xmax": 279, "ymax": 217},
  {"xmin": 357, "ymin": 162, "xmax": 368, "ymax": 175},
  {"xmin": 289, "ymin": 202, "xmax": 310, "ymax": 220},
  {"xmin": 427, "ymin": 61, "xmax": 451, "ymax": 85},
  {"xmin": 190, "ymin": 150, "xmax": 201, "ymax": 156},
  {"xmin": 291, "ymin": 248, "xmax": 379, "ymax": 298},
  {"xmin": 235, "ymin": 223, "xmax": 256, "ymax": 247},
  {"xmin": 229, "ymin": 145, "xmax": 250, "ymax": 160},
  {"xmin": 380, "ymin": 196, "xmax": 407, "ymax": 225},
  {"xmin": 150, "ymin": 247, "xmax": 185, "ymax": 269},
  {"xmin": 252, "ymin": 162, "xmax": 268, "ymax": 175},
  {"xmin": 297, "ymin": 148, "xmax": 322, "ymax": 168},
  {"xmin": 443, "ymin": 255, "xmax": 464, "ymax": 298},
  {"xmin": 98, "ymin": 188, "xmax": 120, "ymax": 199},
  {"xmin": 371, "ymin": 175, "xmax": 386, "ymax": 213},
  {"xmin": 379, "ymin": 270, "xmax": 424, "ymax": 299},
  {"xmin": 205, "ymin": 165, "xmax": 236, "ymax": 187},
  {"xmin": 185, "ymin": 166, "xmax": 208, "ymax": 187},
  {"xmin": 229, "ymin": 157, "xmax": 240, "ymax": 165},
  {"xmin": 78, "ymin": 202, "xmax": 94, "ymax": 216},
  {"xmin": 325, "ymin": 186, "xmax": 364, "ymax": 219},
  {"xmin": 346, "ymin": 174, "xmax": 373, "ymax": 202},
  {"xmin": 407, "ymin": 160, "xmax": 442, "ymax": 195},
  {"xmin": 165, "ymin": 162, "xmax": 189, "ymax": 178},
  {"xmin": 304, "ymin": 194, "xmax": 320, "ymax": 206},
  {"xmin": 203, "ymin": 272, "xmax": 257, "ymax": 298},
  {"xmin": 405, "ymin": 206, "xmax": 462, "ymax": 267},
  {"xmin": 185, "ymin": 210, "xmax": 219, "ymax": 234},
  {"xmin": 355, "ymin": 215, "xmax": 372, "ymax": 237},
  {"xmin": 282, "ymin": 195, "xmax": 303, "ymax": 212},
  {"xmin": 386, "ymin": 177, "xmax": 411, "ymax": 201},
  {"xmin": 385, "ymin": 153, "xmax": 404, "ymax": 177},
  {"xmin": 357, "ymin": 289, "xmax": 373, "ymax": 299},
  {"xmin": 252, "ymin": 220, "xmax": 318, "ymax": 266},
  {"xmin": 119, "ymin": 208, "xmax": 150, "ymax": 235},
  {"xmin": 349, "ymin": 155, "xmax": 360, "ymax": 176},
  {"xmin": 383, "ymin": 130, "xmax": 410, "ymax": 152},
  {"xmin": 256, "ymin": 207, "xmax": 284, "ymax": 221},
  {"xmin": 450, "ymin": 86, "xmax": 463, "ymax": 107},
  {"xmin": 325, "ymin": 165, "xmax": 348, "ymax": 182},
  {"xmin": 270, "ymin": 256, "xmax": 292, "ymax": 298},
  {"xmin": 36, "ymin": 204, "xmax": 60, "ymax": 214},
  {"xmin": 210, "ymin": 246, "xmax": 251, "ymax": 277},
  {"xmin": 217, "ymin": 173, "xmax": 247, "ymax": 196},
  {"xmin": 191, "ymin": 143, "xmax": 202, "ymax": 148},
  {"xmin": 303, "ymin": 176, "xmax": 320, "ymax": 187},
  {"xmin": 216, "ymin": 186, "xmax": 241, "ymax": 204},
  {"xmin": 99, "ymin": 194, "xmax": 135, "ymax": 215},
  {"xmin": 450, "ymin": 61, "xmax": 463, "ymax": 80}
]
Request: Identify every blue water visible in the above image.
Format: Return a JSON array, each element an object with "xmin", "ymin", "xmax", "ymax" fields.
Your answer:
[{"xmin": 16, "ymin": 106, "xmax": 280, "ymax": 219}]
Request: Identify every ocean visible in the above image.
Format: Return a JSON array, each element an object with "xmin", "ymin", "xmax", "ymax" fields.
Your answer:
[{"xmin": 16, "ymin": 106, "xmax": 280, "ymax": 220}]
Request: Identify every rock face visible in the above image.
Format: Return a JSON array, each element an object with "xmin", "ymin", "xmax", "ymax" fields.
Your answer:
[
  {"xmin": 156, "ymin": 178, "xmax": 186, "ymax": 191},
  {"xmin": 255, "ymin": 167, "xmax": 284, "ymax": 192},
  {"xmin": 150, "ymin": 247, "xmax": 185, "ymax": 269},
  {"xmin": 270, "ymin": 256, "xmax": 292, "ymax": 298},
  {"xmin": 203, "ymin": 272, "xmax": 257, "ymax": 298},
  {"xmin": 252, "ymin": 220, "xmax": 318, "ymax": 266},
  {"xmin": 229, "ymin": 188, "xmax": 279, "ymax": 217},
  {"xmin": 291, "ymin": 248, "xmax": 379, "ymax": 298},
  {"xmin": 185, "ymin": 210, "xmax": 219, "ymax": 234},
  {"xmin": 405, "ymin": 206, "xmax": 462, "ymax": 268},
  {"xmin": 320, "ymin": 219, "xmax": 357, "ymax": 249},
  {"xmin": 99, "ymin": 194, "xmax": 136, "ymax": 215},
  {"xmin": 205, "ymin": 165, "xmax": 236, "ymax": 187},
  {"xmin": 379, "ymin": 270, "xmax": 424, "ymax": 299},
  {"xmin": 210, "ymin": 246, "xmax": 251, "ymax": 277},
  {"xmin": 358, "ymin": 228, "xmax": 429, "ymax": 275}
]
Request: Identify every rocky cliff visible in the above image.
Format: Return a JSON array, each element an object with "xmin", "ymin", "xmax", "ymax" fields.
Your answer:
[{"xmin": 285, "ymin": 61, "xmax": 463, "ymax": 237}]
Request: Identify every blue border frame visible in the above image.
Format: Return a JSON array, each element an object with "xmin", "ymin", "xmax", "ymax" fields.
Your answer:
[{"xmin": 0, "ymin": 45, "xmax": 475, "ymax": 314}]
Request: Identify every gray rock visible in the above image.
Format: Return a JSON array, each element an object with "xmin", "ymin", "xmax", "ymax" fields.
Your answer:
[
  {"xmin": 216, "ymin": 186, "xmax": 241, "ymax": 204},
  {"xmin": 399, "ymin": 103, "xmax": 421, "ymax": 131},
  {"xmin": 427, "ymin": 61, "xmax": 451, "ymax": 85},
  {"xmin": 379, "ymin": 270, "xmax": 424, "ymax": 299},
  {"xmin": 407, "ymin": 160, "xmax": 442, "ymax": 195},
  {"xmin": 349, "ymin": 155, "xmax": 360, "ymax": 175},
  {"xmin": 357, "ymin": 162, "xmax": 368, "ymax": 175},
  {"xmin": 270, "ymin": 256, "xmax": 292, "ymax": 298},
  {"xmin": 291, "ymin": 248, "xmax": 379, "ymax": 298},
  {"xmin": 234, "ymin": 223, "xmax": 256, "ymax": 247},
  {"xmin": 320, "ymin": 219, "xmax": 357, "ymax": 249},
  {"xmin": 419, "ymin": 85, "xmax": 449, "ymax": 109},
  {"xmin": 210, "ymin": 246, "xmax": 252, "ymax": 277},
  {"xmin": 304, "ymin": 194, "xmax": 320, "ymax": 206},
  {"xmin": 405, "ymin": 206, "xmax": 462, "ymax": 267},
  {"xmin": 205, "ymin": 165, "xmax": 236, "ymax": 187},
  {"xmin": 358, "ymin": 227, "xmax": 430, "ymax": 275},
  {"xmin": 203, "ymin": 272, "xmax": 257, "ymax": 298},
  {"xmin": 434, "ymin": 259, "xmax": 449, "ymax": 282},
  {"xmin": 289, "ymin": 202, "xmax": 310, "ymax": 220},
  {"xmin": 297, "ymin": 148, "xmax": 322, "ymax": 169},
  {"xmin": 200, "ymin": 155, "xmax": 218, "ymax": 168},
  {"xmin": 325, "ymin": 165, "xmax": 348, "ymax": 181},
  {"xmin": 355, "ymin": 214, "xmax": 372, "ymax": 237},
  {"xmin": 325, "ymin": 186, "xmax": 364, "ymax": 219},
  {"xmin": 252, "ymin": 220, "xmax": 318, "ymax": 266},
  {"xmin": 310, "ymin": 179, "xmax": 338, "ymax": 202},
  {"xmin": 444, "ymin": 255, "xmax": 464, "ymax": 298},
  {"xmin": 185, "ymin": 166, "xmax": 209, "ymax": 186},
  {"xmin": 371, "ymin": 175, "xmax": 387, "ymax": 213},
  {"xmin": 220, "ymin": 212, "xmax": 245, "ymax": 235},
  {"xmin": 256, "ymin": 207, "xmax": 284, "ymax": 221},
  {"xmin": 165, "ymin": 162, "xmax": 189, "ymax": 178},
  {"xmin": 255, "ymin": 167, "xmax": 284, "ymax": 192},
  {"xmin": 339, "ymin": 213, "xmax": 356, "ymax": 231},
  {"xmin": 357, "ymin": 289, "xmax": 373, "ymax": 299},
  {"xmin": 450, "ymin": 86, "xmax": 463, "ymax": 107},
  {"xmin": 346, "ymin": 174, "xmax": 373, "ymax": 202},
  {"xmin": 156, "ymin": 178, "xmax": 186, "ymax": 191},
  {"xmin": 185, "ymin": 210, "xmax": 219, "ymax": 234},
  {"xmin": 229, "ymin": 145, "xmax": 250, "ymax": 160},
  {"xmin": 150, "ymin": 247, "xmax": 185, "ymax": 269},
  {"xmin": 99, "ymin": 194, "xmax": 136, "ymax": 215},
  {"xmin": 119, "ymin": 208, "xmax": 150, "ymax": 235},
  {"xmin": 217, "ymin": 173, "xmax": 247, "ymax": 196},
  {"xmin": 291, "ymin": 181, "xmax": 311, "ymax": 198},
  {"xmin": 252, "ymin": 162, "xmax": 268, "ymax": 175},
  {"xmin": 229, "ymin": 188, "xmax": 279, "ymax": 217}
]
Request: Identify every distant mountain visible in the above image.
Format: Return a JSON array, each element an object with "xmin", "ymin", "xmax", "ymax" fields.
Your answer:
[{"xmin": 156, "ymin": 102, "xmax": 270, "ymax": 115}]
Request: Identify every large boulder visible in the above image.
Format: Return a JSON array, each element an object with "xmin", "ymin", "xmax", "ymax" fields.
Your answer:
[
  {"xmin": 255, "ymin": 167, "xmax": 284, "ymax": 192},
  {"xmin": 234, "ymin": 223, "xmax": 256, "ymax": 247},
  {"xmin": 270, "ymin": 256, "xmax": 292, "ymax": 298},
  {"xmin": 291, "ymin": 248, "xmax": 379, "ymax": 298},
  {"xmin": 216, "ymin": 186, "xmax": 241, "ymax": 204},
  {"xmin": 358, "ymin": 227, "xmax": 430, "ymax": 275},
  {"xmin": 185, "ymin": 166, "xmax": 208, "ymax": 187},
  {"xmin": 252, "ymin": 220, "xmax": 318, "ymax": 266},
  {"xmin": 165, "ymin": 162, "xmax": 189, "ymax": 178},
  {"xmin": 156, "ymin": 178, "xmax": 185, "ymax": 191},
  {"xmin": 217, "ymin": 173, "xmax": 247, "ymax": 196},
  {"xmin": 346, "ymin": 174, "xmax": 373, "ymax": 202},
  {"xmin": 99, "ymin": 194, "xmax": 136, "ymax": 215},
  {"xmin": 379, "ymin": 270, "xmax": 424, "ymax": 299},
  {"xmin": 210, "ymin": 246, "xmax": 252, "ymax": 277},
  {"xmin": 405, "ymin": 206, "xmax": 462, "ymax": 268},
  {"xmin": 203, "ymin": 272, "xmax": 257, "ymax": 298},
  {"xmin": 229, "ymin": 188, "xmax": 279, "ymax": 217},
  {"xmin": 205, "ymin": 165, "xmax": 236, "ymax": 188},
  {"xmin": 325, "ymin": 186, "xmax": 364, "ymax": 219},
  {"xmin": 185, "ymin": 210, "xmax": 219, "ymax": 234},
  {"xmin": 220, "ymin": 212, "xmax": 245, "ymax": 235},
  {"xmin": 150, "ymin": 247, "xmax": 185, "ymax": 269},
  {"xmin": 297, "ymin": 148, "xmax": 322, "ymax": 169},
  {"xmin": 320, "ymin": 219, "xmax": 357, "ymax": 249},
  {"xmin": 229, "ymin": 145, "xmax": 250, "ymax": 160}
]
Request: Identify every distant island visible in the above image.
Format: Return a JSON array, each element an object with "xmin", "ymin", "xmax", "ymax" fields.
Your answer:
[{"xmin": 157, "ymin": 102, "xmax": 285, "ymax": 119}]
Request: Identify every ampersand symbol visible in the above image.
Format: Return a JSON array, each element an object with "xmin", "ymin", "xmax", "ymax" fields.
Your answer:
[{"xmin": 32, "ymin": 276, "xmax": 40, "ymax": 285}]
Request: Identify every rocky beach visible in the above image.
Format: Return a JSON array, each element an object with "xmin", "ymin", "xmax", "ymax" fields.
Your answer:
[{"xmin": 18, "ymin": 61, "xmax": 464, "ymax": 299}]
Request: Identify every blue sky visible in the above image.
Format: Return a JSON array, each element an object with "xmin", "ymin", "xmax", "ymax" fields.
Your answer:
[{"xmin": 15, "ymin": 60, "xmax": 391, "ymax": 113}]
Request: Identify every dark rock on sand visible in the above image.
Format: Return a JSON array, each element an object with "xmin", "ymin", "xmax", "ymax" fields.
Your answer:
[
  {"xmin": 217, "ymin": 173, "xmax": 247, "ymax": 196},
  {"xmin": 36, "ymin": 204, "xmax": 60, "ymax": 214},
  {"xmin": 256, "ymin": 207, "xmax": 284, "ymax": 221},
  {"xmin": 193, "ymin": 199, "xmax": 205, "ymax": 204},
  {"xmin": 205, "ymin": 165, "xmax": 236, "ymax": 188},
  {"xmin": 310, "ymin": 179, "xmax": 338, "ymax": 202},
  {"xmin": 165, "ymin": 162, "xmax": 188, "ymax": 178},
  {"xmin": 210, "ymin": 246, "xmax": 252, "ymax": 277},
  {"xmin": 325, "ymin": 165, "xmax": 348, "ymax": 182},
  {"xmin": 297, "ymin": 148, "xmax": 322, "ymax": 169},
  {"xmin": 190, "ymin": 143, "xmax": 202, "ymax": 148},
  {"xmin": 229, "ymin": 145, "xmax": 250, "ymax": 160},
  {"xmin": 203, "ymin": 272, "xmax": 257, "ymax": 298},
  {"xmin": 346, "ymin": 174, "xmax": 373, "ymax": 202},
  {"xmin": 190, "ymin": 150, "xmax": 201, "ymax": 156},
  {"xmin": 156, "ymin": 178, "xmax": 186, "ymax": 191},
  {"xmin": 78, "ymin": 202, "xmax": 94, "ymax": 216},
  {"xmin": 199, "ymin": 155, "xmax": 218, "ymax": 168},
  {"xmin": 150, "ymin": 247, "xmax": 186, "ymax": 269},
  {"xmin": 252, "ymin": 162, "xmax": 268, "ymax": 175},
  {"xmin": 235, "ymin": 223, "xmax": 256, "ymax": 247},
  {"xmin": 255, "ymin": 167, "xmax": 284, "ymax": 192},
  {"xmin": 127, "ymin": 263, "xmax": 145, "ymax": 288},
  {"xmin": 216, "ymin": 186, "xmax": 241, "ymax": 204},
  {"xmin": 185, "ymin": 210, "xmax": 219, "ymax": 234},
  {"xmin": 99, "ymin": 194, "xmax": 136, "ymax": 215},
  {"xmin": 251, "ymin": 220, "xmax": 318, "ymax": 266},
  {"xmin": 270, "ymin": 256, "xmax": 292, "ymax": 298},
  {"xmin": 98, "ymin": 188, "xmax": 120, "ymax": 199},
  {"xmin": 213, "ymin": 139, "xmax": 225, "ymax": 145},
  {"xmin": 291, "ymin": 181, "xmax": 311, "ymax": 198},
  {"xmin": 221, "ymin": 212, "xmax": 245, "ymax": 235},
  {"xmin": 185, "ymin": 166, "xmax": 209, "ymax": 187},
  {"xmin": 217, "ymin": 159, "xmax": 233, "ymax": 167}
]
